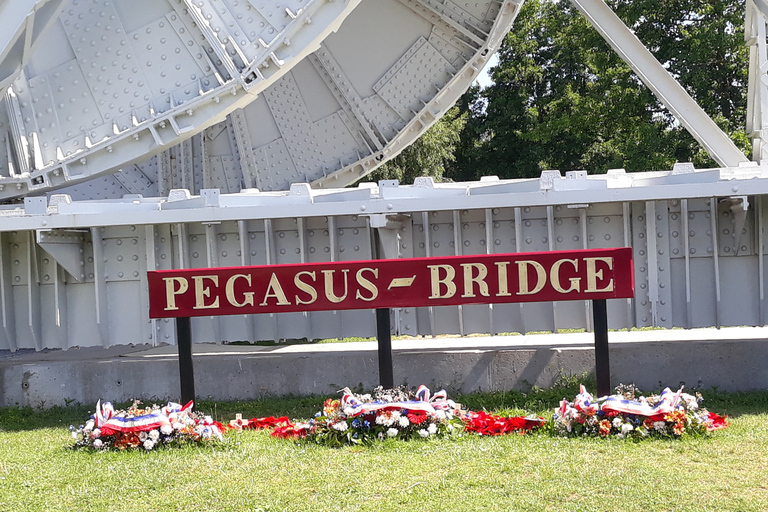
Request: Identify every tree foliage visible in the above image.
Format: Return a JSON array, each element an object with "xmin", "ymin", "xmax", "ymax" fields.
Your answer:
[
  {"xmin": 447, "ymin": 0, "xmax": 750, "ymax": 181},
  {"xmin": 365, "ymin": 106, "xmax": 466, "ymax": 184}
]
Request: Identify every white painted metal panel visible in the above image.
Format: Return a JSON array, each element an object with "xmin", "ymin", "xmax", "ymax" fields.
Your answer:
[
  {"xmin": 0, "ymin": 0, "xmax": 362, "ymax": 199},
  {"xmin": 1, "ymin": 167, "xmax": 767, "ymax": 350},
  {"xmin": 15, "ymin": 0, "xmax": 523, "ymax": 200}
]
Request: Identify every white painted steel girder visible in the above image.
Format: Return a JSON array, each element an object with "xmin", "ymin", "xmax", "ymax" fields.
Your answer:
[
  {"xmin": 0, "ymin": 0, "xmax": 66, "ymax": 92},
  {"xmin": 0, "ymin": 165, "xmax": 767, "ymax": 351},
  {"xmin": 571, "ymin": 0, "xmax": 750, "ymax": 168},
  {"xmin": 747, "ymin": 0, "xmax": 768, "ymax": 162},
  {"xmin": 0, "ymin": 0, "xmax": 361, "ymax": 200},
  {"xmin": 3, "ymin": 164, "xmax": 765, "ymax": 229}
]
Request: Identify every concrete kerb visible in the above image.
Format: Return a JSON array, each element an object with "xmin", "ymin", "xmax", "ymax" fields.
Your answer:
[{"xmin": 1, "ymin": 327, "xmax": 767, "ymax": 408}]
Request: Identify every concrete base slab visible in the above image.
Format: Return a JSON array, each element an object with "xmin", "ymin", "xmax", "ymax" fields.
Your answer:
[{"xmin": 1, "ymin": 327, "xmax": 767, "ymax": 408}]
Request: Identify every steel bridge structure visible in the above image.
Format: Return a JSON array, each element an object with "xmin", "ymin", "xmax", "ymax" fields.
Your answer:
[{"xmin": 1, "ymin": 0, "xmax": 768, "ymax": 352}]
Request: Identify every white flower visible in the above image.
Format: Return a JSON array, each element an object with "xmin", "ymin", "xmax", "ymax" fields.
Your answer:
[
  {"xmin": 387, "ymin": 428, "xmax": 398, "ymax": 437},
  {"xmin": 71, "ymin": 431, "xmax": 79, "ymax": 440},
  {"xmin": 427, "ymin": 423, "xmax": 438, "ymax": 435},
  {"xmin": 621, "ymin": 423, "xmax": 634, "ymax": 434},
  {"xmin": 418, "ymin": 429, "xmax": 429, "ymax": 438},
  {"xmin": 160, "ymin": 424, "xmax": 174, "ymax": 435},
  {"xmin": 92, "ymin": 439, "xmax": 103, "ymax": 449},
  {"xmin": 612, "ymin": 417, "xmax": 622, "ymax": 428},
  {"xmin": 435, "ymin": 410, "xmax": 446, "ymax": 420},
  {"xmin": 143, "ymin": 440, "xmax": 154, "ymax": 450},
  {"xmin": 149, "ymin": 430, "xmax": 160, "ymax": 441},
  {"xmin": 680, "ymin": 393, "xmax": 698, "ymax": 410},
  {"xmin": 398, "ymin": 416, "xmax": 410, "ymax": 428},
  {"xmin": 331, "ymin": 421, "xmax": 348, "ymax": 432},
  {"xmin": 138, "ymin": 431, "xmax": 148, "ymax": 442},
  {"xmin": 84, "ymin": 420, "xmax": 94, "ymax": 432},
  {"xmin": 204, "ymin": 415, "xmax": 213, "ymax": 424},
  {"xmin": 653, "ymin": 421, "xmax": 666, "ymax": 431},
  {"xmin": 91, "ymin": 429, "xmax": 101, "ymax": 439}
]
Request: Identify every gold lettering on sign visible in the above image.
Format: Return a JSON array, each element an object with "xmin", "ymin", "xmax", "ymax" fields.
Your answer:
[
  {"xmin": 495, "ymin": 261, "xmax": 512, "ymax": 297},
  {"xmin": 225, "ymin": 274, "xmax": 254, "ymax": 307},
  {"xmin": 163, "ymin": 277, "xmax": 189, "ymax": 311},
  {"xmin": 322, "ymin": 269, "xmax": 350, "ymax": 303},
  {"xmin": 551, "ymin": 259, "xmax": 580, "ymax": 294},
  {"xmin": 428, "ymin": 264, "xmax": 457, "ymax": 299},
  {"xmin": 355, "ymin": 268, "xmax": 379, "ymax": 301},
  {"xmin": 193, "ymin": 275, "xmax": 220, "ymax": 309},
  {"xmin": 585, "ymin": 257, "xmax": 614, "ymax": 292},
  {"xmin": 461, "ymin": 263, "xmax": 490, "ymax": 298},
  {"xmin": 516, "ymin": 260, "xmax": 546, "ymax": 295},
  {"xmin": 294, "ymin": 271, "xmax": 318, "ymax": 305},
  {"xmin": 260, "ymin": 273, "xmax": 291, "ymax": 306}
]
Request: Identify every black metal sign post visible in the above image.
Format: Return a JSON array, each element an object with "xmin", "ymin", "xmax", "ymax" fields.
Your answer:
[
  {"xmin": 176, "ymin": 317, "xmax": 196, "ymax": 406},
  {"xmin": 375, "ymin": 308, "xmax": 394, "ymax": 388},
  {"xmin": 373, "ymin": 232, "xmax": 394, "ymax": 389},
  {"xmin": 592, "ymin": 299, "xmax": 611, "ymax": 397}
]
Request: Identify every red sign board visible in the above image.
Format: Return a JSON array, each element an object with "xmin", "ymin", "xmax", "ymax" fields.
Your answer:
[{"xmin": 147, "ymin": 248, "xmax": 633, "ymax": 318}]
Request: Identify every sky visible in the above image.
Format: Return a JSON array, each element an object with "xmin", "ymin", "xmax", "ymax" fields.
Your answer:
[{"xmin": 476, "ymin": 53, "xmax": 499, "ymax": 88}]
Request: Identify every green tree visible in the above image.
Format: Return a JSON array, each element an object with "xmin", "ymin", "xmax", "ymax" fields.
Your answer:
[
  {"xmin": 449, "ymin": 0, "xmax": 750, "ymax": 182},
  {"xmin": 365, "ymin": 106, "xmax": 466, "ymax": 184}
]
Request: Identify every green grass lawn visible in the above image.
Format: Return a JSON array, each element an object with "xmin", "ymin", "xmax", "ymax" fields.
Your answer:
[{"xmin": 1, "ymin": 383, "xmax": 766, "ymax": 512}]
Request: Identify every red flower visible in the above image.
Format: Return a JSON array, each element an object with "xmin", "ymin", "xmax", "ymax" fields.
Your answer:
[
  {"xmin": 463, "ymin": 411, "xmax": 544, "ymax": 436},
  {"xmin": 247, "ymin": 416, "xmax": 290, "ymax": 430},
  {"xmin": 407, "ymin": 411, "xmax": 429, "ymax": 425},
  {"xmin": 706, "ymin": 412, "xmax": 729, "ymax": 431},
  {"xmin": 271, "ymin": 423, "xmax": 309, "ymax": 439}
]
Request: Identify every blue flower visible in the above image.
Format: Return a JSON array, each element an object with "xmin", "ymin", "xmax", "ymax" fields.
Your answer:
[
  {"xmin": 363, "ymin": 420, "xmax": 371, "ymax": 429},
  {"xmin": 597, "ymin": 410, "xmax": 605, "ymax": 417},
  {"xmin": 351, "ymin": 419, "xmax": 361, "ymax": 429}
]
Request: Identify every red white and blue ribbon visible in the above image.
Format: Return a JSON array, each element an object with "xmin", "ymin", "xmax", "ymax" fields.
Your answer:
[
  {"xmin": 560, "ymin": 385, "xmax": 685, "ymax": 419},
  {"xmin": 93, "ymin": 400, "xmax": 195, "ymax": 432},
  {"xmin": 98, "ymin": 412, "xmax": 171, "ymax": 433},
  {"xmin": 601, "ymin": 387, "xmax": 683, "ymax": 417},
  {"xmin": 94, "ymin": 400, "xmax": 115, "ymax": 427},
  {"xmin": 340, "ymin": 386, "xmax": 456, "ymax": 417},
  {"xmin": 573, "ymin": 385, "xmax": 599, "ymax": 415}
]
